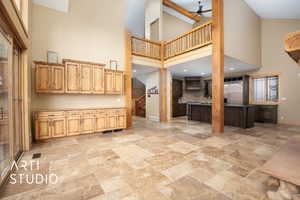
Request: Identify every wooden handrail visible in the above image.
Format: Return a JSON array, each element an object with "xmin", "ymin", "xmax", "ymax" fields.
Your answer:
[
  {"xmin": 131, "ymin": 36, "xmax": 161, "ymax": 46},
  {"xmin": 164, "ymin": 21, "xmax": 212, "ymax": 59},
  {"xmin": 131, "ymin": 36, "xmax": 162, "ymax": 60},
  {"xmin": 130, "ymin": 21, "xmax": 213, "ymax": 61},
  {"xmin": 165, "ymin": 21, "xmax": 213, "ymax": 45}
]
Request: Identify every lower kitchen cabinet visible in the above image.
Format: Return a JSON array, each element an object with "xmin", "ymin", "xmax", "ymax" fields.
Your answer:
[
  {"xmin": 35, "ymin": 112, "xmax": 66, "ymax": 139},
  {"xmin": 66, "ymin": 116, "xmax": 81, "ymax": 136},
  {"xmin": 35, "ymin": 108, "xmax": 126, "ymax": 140}
]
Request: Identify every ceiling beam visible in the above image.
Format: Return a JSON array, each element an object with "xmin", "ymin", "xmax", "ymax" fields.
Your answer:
[{"xmin": 163, "ymin": 0, "xmax": 201, "ymax": 22}]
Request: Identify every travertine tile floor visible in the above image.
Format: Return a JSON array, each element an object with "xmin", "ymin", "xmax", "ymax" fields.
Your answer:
[{"xmin": 1, "ymin": 117, "xmax": 300, "ymax": 200}]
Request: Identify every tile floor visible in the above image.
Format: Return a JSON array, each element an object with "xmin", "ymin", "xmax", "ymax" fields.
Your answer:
[{"xmin": 1, "ymin": 117, "xmax": 300, "ymax": 200}]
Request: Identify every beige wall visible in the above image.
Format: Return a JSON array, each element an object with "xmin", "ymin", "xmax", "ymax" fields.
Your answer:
[
  {"xmin": 145, "ymin": 0, "xmax": 162, "ymax": 40},
  {"xmin": 224, "ymin": 0, "xmax": 261, "ymax": 68},
  {"xmin": 162, "ymin": 12, "xmax": 193, "ymax": 41},
  {"xmin": 30, "ymin": 0, "xmax": 125, "ymax": 111},
  {"xmin": 254, "ymin": 19, "xmax": 300, "ymax": 125}
]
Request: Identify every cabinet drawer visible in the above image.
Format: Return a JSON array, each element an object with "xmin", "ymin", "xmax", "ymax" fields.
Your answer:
[
  {"xmin": 36, "ymin": 111, "xmax": 65, "ymax": 119},
  {"xmin": 117, "ymin": 109, "xmax": 126, "ymax": 115},
  {"xmin": 82, "ymin": 110, "xmax": 96, "ymax": 116},
  {"xmin": 66, "ymin": 111, "xmax": 82, "ymax": 117}
]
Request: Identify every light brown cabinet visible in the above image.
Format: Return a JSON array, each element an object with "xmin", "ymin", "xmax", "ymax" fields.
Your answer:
[
  {"xmin": 35, "ymin": 108, "xmax": 126, "ymax": 140},
  {"xmin": 35, "ymin": 62, "xmax": 65, "ymax": 93},
  {"xmin": 93, "ymin": 66, "xmax": 105, "ymax": 94},
  {"xmin": 35, "ymin": 60, "xmax": 123, "ymax": 95},
  {"xmin": 65, "ymin": 61, "xmax": 105, "ymax": 94},
  {"xmin": 35, "ymin": 112, "xmax": 66, "ymax": 139},
  {"xmin": 65, "ymin": 62, "xmax": 81, "ymax": 93},
  {"xmin": 105, "ymin": 69, "xmax": 124, "ymax": 94}
]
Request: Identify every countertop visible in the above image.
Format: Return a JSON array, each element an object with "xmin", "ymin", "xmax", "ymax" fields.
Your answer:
[{"xmin": 186, "ymin": 102, "xmax": 256, "ymax": 107}]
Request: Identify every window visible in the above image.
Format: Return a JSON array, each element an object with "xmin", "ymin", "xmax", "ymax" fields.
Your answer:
[{"xmin": 250, "ymin": 73, "xmax": 280, "ymax": 104}]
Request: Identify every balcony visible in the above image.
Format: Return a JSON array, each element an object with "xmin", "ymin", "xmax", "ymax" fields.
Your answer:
[{"xmin": 131, "ymin": 21, "xmax": 212, "ymax": 62}]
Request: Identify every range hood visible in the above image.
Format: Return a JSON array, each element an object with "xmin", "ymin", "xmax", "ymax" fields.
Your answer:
[{"xmin": 185, "ymin": 76, "xmax": 204, "ymax": 91}]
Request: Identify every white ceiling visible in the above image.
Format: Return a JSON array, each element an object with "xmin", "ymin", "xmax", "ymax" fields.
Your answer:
[
  {"xmin": 243, "ymin": 0, "xmax": 300, "ymax": 19},
  {"xmin": 168, "ymin": 55, "xmax": 257, "ymax": 77},
  {"xmin": 168, "ymin": 0, "xmax": 300, "ymax": 21},
  {"xmin": 132, "ymin": 64, "xmax": 159, "ymax": 77},
  {"xmin": 33, "ymin": 0, "xmax": 69, "ymax": 12}
]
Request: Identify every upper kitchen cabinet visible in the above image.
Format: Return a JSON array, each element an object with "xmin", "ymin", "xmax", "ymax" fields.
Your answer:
[
  {"xmin": 65, "ymin": 62, "xmax": 81, "ymax": 93},
  {"xmin": 35, "ymin": 62, "xmax": 65, "ymax": 94},
  {"xmin": 35, "ymin": 59, "xmax": 123, "ymax": 95},
  {"xmin": 64, "ymin": 59, "xmax": 106, "ymax": 94},
  {"xmin": 105, "ymin": 69, "xmax": 124, "ymax": 95}
]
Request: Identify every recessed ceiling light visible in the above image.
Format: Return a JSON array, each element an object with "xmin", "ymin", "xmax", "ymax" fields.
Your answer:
[
  {"xmin": 183, "ymin": 69, "xmax": 188, "ymax": 72},
  {"xmin": 133, "ymin": 70, "xmax": 137, "ymax": 73},
  {"xmin": 229, "ymin": 67, "xmax": 235, "ymax": 71}
]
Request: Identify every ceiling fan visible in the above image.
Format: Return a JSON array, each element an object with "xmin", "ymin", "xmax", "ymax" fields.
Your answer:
[{"xmin": 190, "ymin": 1, "xmax": 212, "ymax": 17}]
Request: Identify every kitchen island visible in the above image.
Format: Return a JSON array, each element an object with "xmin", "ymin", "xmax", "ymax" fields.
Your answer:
[{"xmin": 187, "ymin": 103, "xmax": 256, "ymax": 129}]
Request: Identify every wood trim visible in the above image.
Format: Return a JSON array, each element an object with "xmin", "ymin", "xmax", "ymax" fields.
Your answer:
[
  {"xmin": 0, "ymin": 0, "xmax": 29, "ymax": 48},
  {"xmin": 125, "ymin": 30, "xmax": 132, "ymax": 128},
  {"xmin": 10, "ymin": 0, "xmax": 28, "ymax": 37},
  {"xmin": 34, "ymin": 61, "xmax": 65, "ymax": 67},
  {"xmin": 21, "ymin": 50, "xmax": 30, "ymax": 151},
  {"xmin": 62, "ymin": 59, "xmax": 105, "ymax": 66},
  {"xmin": 131, "ymin": 52, "xmax": 161, "ymax": 60},
  {"xmin": 160, "ymin": 42, "xmax": 167, "ymax": 122},
  {"xmin": 163, "ymin": 0, "xmax": 201, "ymax": 22},
  {"xmin": 165, "ymin": 21, "xmax": 212, "ymax": 45},
  {"xmin": 249, "ymin": 72, "xmax": 282, "ymax": 78},
  {"xmin": 164, "ymin": 41, "xmax": 212, "ymax": 60},
  {"xmin": 131, "ymin": 36, "xmax": 161, "ymax": 46},
  {"xmin": 249, "ymin": 72, "xmax": 282, "ymax": 105},
  {"xmin": 212, "ymin": 0, "xmax": 224, "ymax": 134}
]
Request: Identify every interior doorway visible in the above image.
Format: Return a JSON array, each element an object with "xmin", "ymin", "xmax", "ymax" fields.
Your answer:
[{"xmin": 132, "ymin": 78, "xmax": 146, "ymax": 118}]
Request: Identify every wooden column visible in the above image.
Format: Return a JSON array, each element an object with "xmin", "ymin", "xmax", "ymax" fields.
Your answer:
[
  {"xmin": 212, "ymin": 0, "xmax": 224, "ymax": 133},
  {"xmin": 124, "ymin": 30, "xmax": 133, "ymax": 128},
  {"xmin": 160, "ymin": 41, "xmax": 167, "ymax": 122}
]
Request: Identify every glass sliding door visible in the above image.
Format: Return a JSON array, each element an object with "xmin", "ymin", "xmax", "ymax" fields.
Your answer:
[
  {"xmin": 13, "ymin": 47, "xmax": 22, "ymax": 160},
  {"xmin": 0, "ymin": 30, "xmax": 12, "ymax": 182}
]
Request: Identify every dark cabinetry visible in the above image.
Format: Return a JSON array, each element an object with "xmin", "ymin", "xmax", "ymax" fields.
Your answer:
[
  {"xmin": 172, "ymin": 79, "xmax": 186, "ymax": 117},
  {"xmin": 185, "ymin": 77, "xmax": 203, "ymax": 91},
  {"xmin": 189, "ymin": 104, "xmax": 255, "ymax": 128},
  {"xmin": 255, "ymin": 105, "xmax": 278, "ymax": 124}
]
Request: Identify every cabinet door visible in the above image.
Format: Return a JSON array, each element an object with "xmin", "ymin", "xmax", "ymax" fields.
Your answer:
[
  {"xmin": 93, "ymin": 66, "xmax": 104, "ymax": 94},
  {"xmin": 35, "ymin": 119, "xmax": 51, "ymax": 140},
  {"xmin": 106, "ymin": 116, "xmax": 117, "ymax": 130},
  {"xmin": 105, "ymin": 70, "xmax": 114, "ymax": 94},
  {"xmin": 66, "ymin": 63, "xmax": 81, "ymax": 93},
  {"xmin": 36, "ymin": 65, "xmax": 51, "ymax": 92},
  {"xmin": 51, "ymin": 66, "xmax": 65, "ymax": 93},
  {"xmin": 81, "ymin": 115, "xmax": 95, "ymax": 134},
  {"xmin": 117, "ymin": 115, "xmax": 126, "ymax": 129},
  {"xmin": 52, "ymin": 118, "xmax": 66, "ymax": 138},
  {"xmin": 66, "ymin": 117, "xmax": 81, "ymax": 136},
  {"xmin": 81, "ymin": 64, "xmax": 93, "ymax": 94},
  {"xmin": 114, "ymin": 71, "xmax": 123, "ymax": 94},
  {"xmin": 95, "ymin": 115, "xmax": 106, "ymax": 131}
]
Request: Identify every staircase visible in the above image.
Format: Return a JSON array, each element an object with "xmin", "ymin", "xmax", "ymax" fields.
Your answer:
[{"xmin": 135, "ymin": 95, "xmax": 146, "ymax": 117}]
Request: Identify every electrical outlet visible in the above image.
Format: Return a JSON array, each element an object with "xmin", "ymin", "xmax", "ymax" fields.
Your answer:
[{"xmin": 280, "ymin": 116, "xmax": 285, "ymax": 120}]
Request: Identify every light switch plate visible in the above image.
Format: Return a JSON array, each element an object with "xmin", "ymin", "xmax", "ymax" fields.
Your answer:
[{"xmin": 281, "ymin": 97, "xmax": 287, "ymax": 101}]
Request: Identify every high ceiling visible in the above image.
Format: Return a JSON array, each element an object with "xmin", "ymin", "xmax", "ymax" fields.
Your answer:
[
  {"xmin": 33, "ymin": 0, "xmax": 69, "ymax": 12},
  {"xmin": 170, "ymin": 0, "xmax": 300, "ymax": 19},
  {"xmin": 243, "ymin": 0, "xmax": 300, "ymax": 19}
]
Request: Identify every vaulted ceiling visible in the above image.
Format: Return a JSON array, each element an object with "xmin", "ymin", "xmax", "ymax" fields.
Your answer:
[
  {"xmin": 32, "ymin": 0, "xmax": 69, "ymax": 12},
  {"xmin": 169, "ymin": 0, "xmax": 300, "ymax": 19}
]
